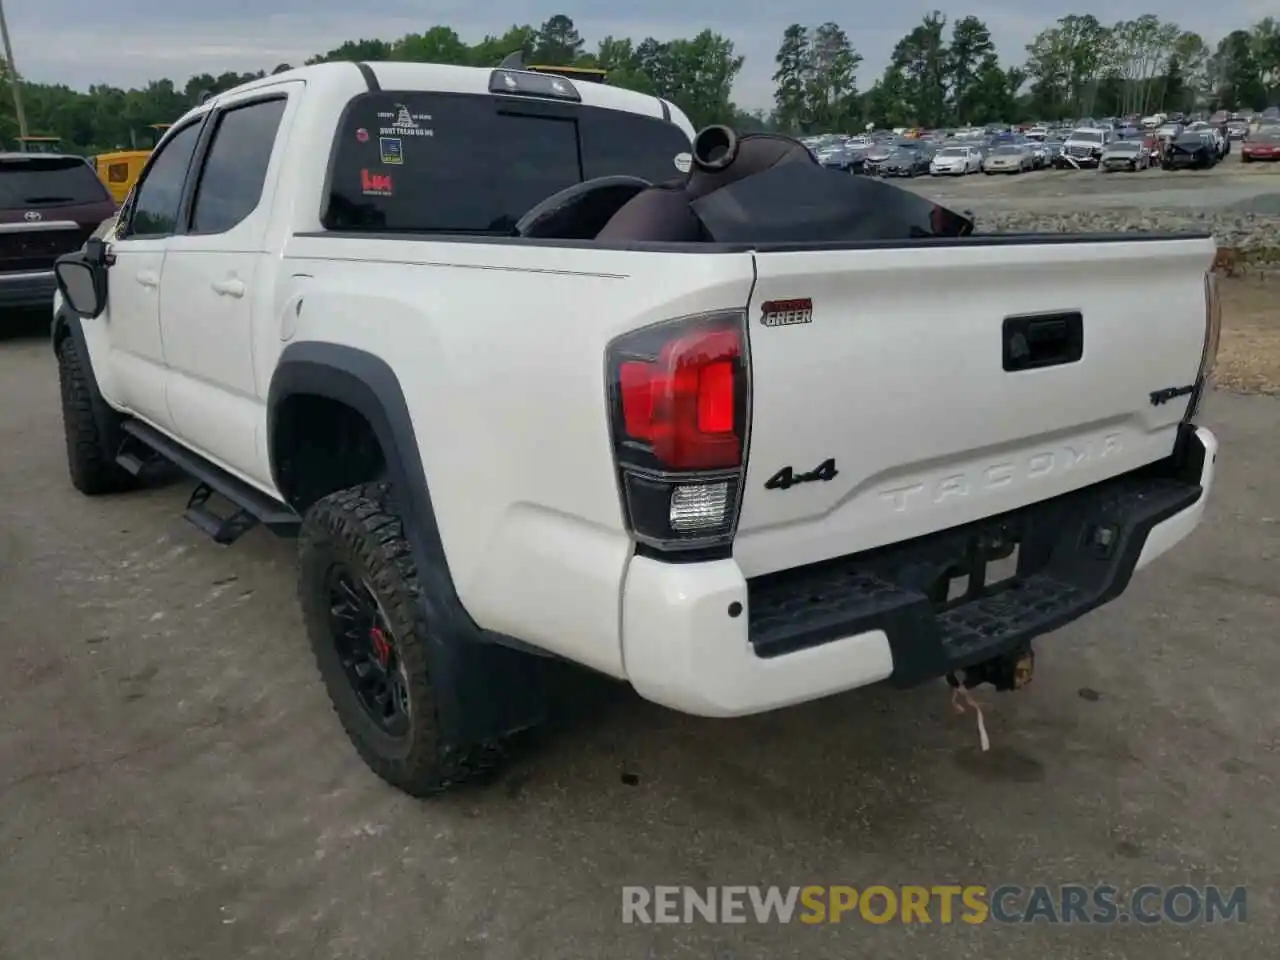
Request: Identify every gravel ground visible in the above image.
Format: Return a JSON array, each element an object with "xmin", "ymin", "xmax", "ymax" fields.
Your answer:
[{"xmin": 900, "ymin": 154, "xmax": 1280, "ymax": 253}]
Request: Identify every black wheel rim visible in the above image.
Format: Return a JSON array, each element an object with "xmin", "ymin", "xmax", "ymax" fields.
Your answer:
[{"xmin": 326, "ymin": 564, "xmax": 411, "ymax": 737}]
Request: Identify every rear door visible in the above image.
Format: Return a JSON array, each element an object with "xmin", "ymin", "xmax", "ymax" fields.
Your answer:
[{"xmin": 733, "ymin": 238, "xmax": 1214, "ymax": 579}]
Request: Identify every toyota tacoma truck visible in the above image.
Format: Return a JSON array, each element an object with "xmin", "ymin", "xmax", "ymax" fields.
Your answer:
[{"xmin": 50, "ymin": 61, "xmax": 1221, "ymax": 797}]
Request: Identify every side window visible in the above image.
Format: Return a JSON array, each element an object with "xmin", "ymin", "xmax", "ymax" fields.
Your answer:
[
  {"xmin": 107, "ymin": 162, "xmax": 130, "ymax": 183},
  {"xmin": 190, "ymin": 98, "xmax": 287, "ymax": 235},
  {"xmin": 125, "ymin": 122, "xmax": 201, "ymax": 238}
]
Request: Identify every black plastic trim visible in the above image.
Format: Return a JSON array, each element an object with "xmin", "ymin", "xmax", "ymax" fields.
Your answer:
[
  {"xmin": 747, "ymin": 425, "xmax": 1209, "ymax": 687},
  {"xmin": 293, "ymin": 228, "xmax": 1212, "ymax": 255},
  {"xmin": 658, "ymin": 98, "xmax": 671, "ymax": 121},
  {"xmin": 267, "ymin": 342, "xmax": 547, "ymax": 746},
  {"xmin": 355, "ymin": 62, "xmax": 381, "ymax": 92},
  {"xmin": 50, "ymin": 306, "xmax": 122, "ymax": 461},
  {"xmin": 120, "ymin": 419, "xmax": 300, "ymax": 532}
]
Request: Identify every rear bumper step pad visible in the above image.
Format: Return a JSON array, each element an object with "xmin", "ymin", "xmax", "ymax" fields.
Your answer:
[{"xmin": 747, "ymin": 431, "xmax": 1206, "ymax": 687}]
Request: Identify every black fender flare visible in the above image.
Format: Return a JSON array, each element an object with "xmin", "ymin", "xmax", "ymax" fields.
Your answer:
[
  {"xmin": 267, "ymin": 342, "xmax": 547, "ymax": 746},
  {"xmin": 51, "ymin": 305, "xmax": 125, "ymax": 461}
]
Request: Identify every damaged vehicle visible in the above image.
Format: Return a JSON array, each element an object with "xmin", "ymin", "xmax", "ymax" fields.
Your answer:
[
  {"xmin": 1164, "ymin": 131, "xmax": 1219, "ymax": 169},
  {"xmin": 879, "ymin": 144, "xmax": 933, "ymax": 178},
  {"xmin": 51, "ymin": 61, "xmax": 1221, "ymax": 796}
]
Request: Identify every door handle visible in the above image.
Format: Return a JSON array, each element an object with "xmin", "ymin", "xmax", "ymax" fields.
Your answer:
[
  {"xmin": 136, "ymin": 270, "xmax": 159, "ymax": 288},
  {"xmin": 1002, "ymin": 312, "xmax": 1084, "ymax": 372},
  {"xmin": 212, "ymin": 278, "xmax": 245, "ymax": 298}
]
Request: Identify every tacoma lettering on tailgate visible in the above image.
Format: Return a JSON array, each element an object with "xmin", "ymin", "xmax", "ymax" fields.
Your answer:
[{"xmin": 877, "ymin": 434, "xmax": 1123, "ymax": 512}]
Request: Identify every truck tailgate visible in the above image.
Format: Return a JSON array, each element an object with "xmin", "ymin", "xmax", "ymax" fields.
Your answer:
[{"xmin": 735, "ymin": 237, "xmax": 1214, "ymax": 578}]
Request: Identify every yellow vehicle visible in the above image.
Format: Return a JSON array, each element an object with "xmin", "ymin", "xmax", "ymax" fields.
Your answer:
[
  {"xmin": 92, "ymin": 124, "xmax": 172, "ymax": 204},
  {"xmin": 524, "ymin": 64, "xmax": 609, "ymax": 84}
]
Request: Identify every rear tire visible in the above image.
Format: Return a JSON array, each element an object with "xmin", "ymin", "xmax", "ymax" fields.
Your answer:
[
  {"xmin": 55, "ymin": 335, "xmax": 137, "ymax": 496},
  {"xmin": 298, "ymin": 481, "xmax": 503, "ymax": 797}
]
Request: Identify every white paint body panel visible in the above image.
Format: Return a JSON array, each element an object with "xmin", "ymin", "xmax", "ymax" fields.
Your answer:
[
  {"xmin": 736, "ymin": 239, "xmax": 1216, "ymax": 578},
  {"xmin": 74, "ymin": 61, "xmax": 1216, "ymax": 713}
]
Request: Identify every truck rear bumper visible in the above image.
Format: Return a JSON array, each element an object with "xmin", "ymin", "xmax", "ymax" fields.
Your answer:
[{"xmin": 621, "ymin": 425, "xmax": 1216, "ymax": 717}]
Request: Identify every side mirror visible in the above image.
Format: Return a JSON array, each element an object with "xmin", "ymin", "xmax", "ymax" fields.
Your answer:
[{"xmin": 54, "ymin": 255, "xmax": 107, "ymax": 319}]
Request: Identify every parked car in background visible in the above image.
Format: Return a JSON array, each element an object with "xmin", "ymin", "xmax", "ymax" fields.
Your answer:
[
  {"xmin": 1062, "ymin": 128, "xmax": 1111, "ymax": 167},
  {"xmin": 880, "ymin": 145, "xmax": 932, "ymax": 177},
  {"xmin": 1241, "ymin": 129, "xmax": 1280, "ymax": 162},
  {"xmin": 1099, "ymin": 139, "xmax": 1151, "ymax": 172},
  {"xmin": 983, "ymin": 144, "xmax": 1033, "ymax": 174},
  {"xmin": 1142, "ymin": 132, "xmax": 1163, "ymax": 166},
  {"xmin": 929, "ymin": 145, "xmax": 981, "ymax": 175},
  {"xmin": 0, "ymin": 151, "xmax": 117, "ymax": 314},
  {"xmin": 1226, "ymin": 120, "xmax": 1249, "ymax": 141},
  {"xmin": 1164, "ymin": 132, "xmax": 1218, "ymax": 169},
  {"xmin": 1186, "ymin": 121, "xmax": 1228, "ymax": 158},
  {"xmin": 861, "ymin": 140, "xmax": 897, "ymax": 176},
  {"xmin": 815, "ymin": 143, "xmax": 865, "ymax": 174}
]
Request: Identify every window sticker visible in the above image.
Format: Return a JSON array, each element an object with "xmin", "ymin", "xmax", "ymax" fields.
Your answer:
[
  {"xmin": 361, "ymin": 168, "xmax": 393, "ymax": 197},
  {"xmin": 379, "ymin": 137, "xmax": 404, "ymax": 165},
  {"xmin": 674, "ymin": 152, "xmax": 692, "ymax": 173},
  {"xmin": 376, "ymin": 103, "xmax": 434, "ymax": 138},
  {"xmin": 356, "ymin": 128, "xmax": 370, "ymax": 143}
]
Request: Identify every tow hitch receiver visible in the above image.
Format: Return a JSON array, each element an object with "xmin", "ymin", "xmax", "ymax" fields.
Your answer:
[{"xmin": 948, "ymin": 645, "xmax": 1035, "ymax": 692}]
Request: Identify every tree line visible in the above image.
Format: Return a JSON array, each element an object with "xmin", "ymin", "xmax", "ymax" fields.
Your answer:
[{"xmin": 2, "ymin": 12, "xmax": 1278, "ymax": 154}]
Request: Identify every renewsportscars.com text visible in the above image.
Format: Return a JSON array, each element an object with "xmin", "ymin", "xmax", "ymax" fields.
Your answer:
[{"xmin": 621, "ymin": 885, "xmax": 1247, "ymax": 925}]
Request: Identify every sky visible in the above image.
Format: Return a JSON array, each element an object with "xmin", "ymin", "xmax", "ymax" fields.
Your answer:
[{"xmin": 8, "ymin": 1, "xmax": 1274, "ymax": 111}]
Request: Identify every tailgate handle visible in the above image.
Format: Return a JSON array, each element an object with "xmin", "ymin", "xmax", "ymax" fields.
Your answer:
[{"xmin": 1003, "ymin": 312, "xmax": 1083, "ymax": 372}]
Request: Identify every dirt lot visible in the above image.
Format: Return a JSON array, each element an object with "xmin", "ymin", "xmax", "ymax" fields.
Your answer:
[
  {"xmin": 1217, "ymin": 278, "xmax": 1280, "ymax": 393},
  {"xmin": 900, "ymin": 149, "xmax": 1280, "ymax": 212},
  {"xmin": 1, "ymin": 293, "xmax": 1278, "ymax": 959}
]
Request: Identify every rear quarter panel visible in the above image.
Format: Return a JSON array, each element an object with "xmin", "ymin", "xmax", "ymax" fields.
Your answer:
[{"xmin": 280, "ymin": 237, "xmax": 756, "ymax": 673}]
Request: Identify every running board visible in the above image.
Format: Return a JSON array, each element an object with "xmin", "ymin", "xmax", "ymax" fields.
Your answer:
[{"xmin": 118, "ymin": 420, "xmax": 300, "ymax": 543}]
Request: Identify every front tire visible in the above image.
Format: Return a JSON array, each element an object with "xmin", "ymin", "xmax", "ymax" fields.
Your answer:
[
  {"xmin": 55, "ymin": 335, "xmax": 136, "ymax": 495},
  {"xmin": 298, "ymin": 482, "xmax": 502, "ymax": 797}
]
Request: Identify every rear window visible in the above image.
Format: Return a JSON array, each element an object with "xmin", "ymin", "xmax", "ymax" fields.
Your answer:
[
  {"xmin": 0, "ymin": 157, "xmax": 110, "ymax": 209},
  {"xmin": 1070, "ymin": 130, "xmax": 1103, "ymax": 143},
  {"xmin": 325, "ymin": 91, "xmax": 691, "ymax": 234}
]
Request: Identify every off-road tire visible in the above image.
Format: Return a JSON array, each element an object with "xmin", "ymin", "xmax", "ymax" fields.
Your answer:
[
  {"xmin": 297, "ymin": 481, "xmax": 503, "ymax": 797},
  {"xmin": 55, "ymin": 335, "xmax": 136, "ymax": 495}
]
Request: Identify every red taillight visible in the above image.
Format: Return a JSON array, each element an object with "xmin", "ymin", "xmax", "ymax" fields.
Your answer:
[
  {"xmin": 607, "ymin": 311, "xmax": 750, "ymax": 555},
  {"xmin": 615, "ymin": 324, "xmax": 743, "ymax": 470}
]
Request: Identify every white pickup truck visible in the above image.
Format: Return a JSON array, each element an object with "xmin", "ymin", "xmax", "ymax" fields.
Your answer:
[{"xmin": 51, "ymin": 61, "xmax": 1221, "ymax": 797}]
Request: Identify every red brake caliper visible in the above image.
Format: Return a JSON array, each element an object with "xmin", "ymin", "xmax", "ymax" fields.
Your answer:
[{"xmin": 369, "ymin": 626, "xmax": 391, "ymax": 667}]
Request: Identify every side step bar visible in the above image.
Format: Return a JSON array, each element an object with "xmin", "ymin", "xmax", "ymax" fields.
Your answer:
[{"xmin": 117, "ymin": 419, "xmax": 300, "ymax": 544}]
